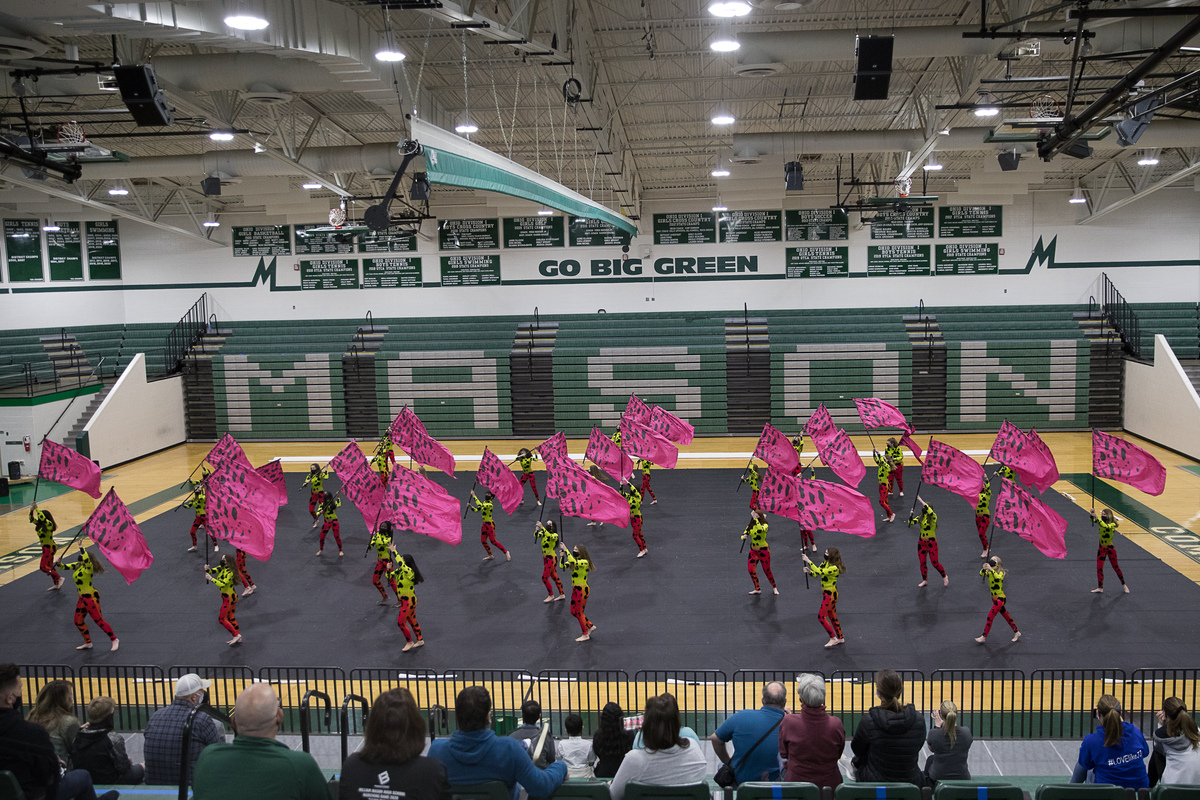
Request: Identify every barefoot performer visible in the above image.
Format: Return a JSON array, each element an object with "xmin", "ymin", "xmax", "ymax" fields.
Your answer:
[
  {"xmin": 469, "ymin": 490, "xmax": 510, "ymax": 562},
  {"xmin": 204, "ymin": 554, "xmax": 243, "ymax": 646},
  {"xmin": 974, "ymin": 479, "xmax": 993, "ymax": 558},
  {"xmin": 621, "ymin": 482, "xmax": 647, "ymax": 557},
  {"xmin": 516, "ymin": 448, "xmax": 542, "ymax": 507},
  {"xmin": 886, "ymin": 437, "xmax": 904, "ymax": 497},
  {"xmin": 559, "ymin": 542, "xmax": 596, "ymax": 642},
  {"xmin": 317, "ymin": 491, "xmax": 343, "ymax": 557},
  {"xmin": 534, "ymin": 521, "xmax": 565, "ymax": 603},
  {"xmin": 56, "ymin": 549, "xmax": 119, "ymax": 652},
  {"xmin": 976, "ymin": 556, "xmax": 1020, "ymax": 644},
  {"xmin": 302, "ymin": 463, "xmax": 330, "ymax": 520},
  {"xmin": 872, "ymin": 450, "xmax": 896, "ymax": 522},
  {"xmin": 637, "ymin": 459, "xmax": 658, "ymax": 504},
  {"xmin": 741, "ymin": 509, "xmax": 778, "ymax": 596},
  {"xmin": 1090, "ymin": 507, "xmax": 1129, "ymax": 594},
  {"xmin": 30, "ymin": 503, "xmax": 64, "ymax": 590},
  {"xmin": 907, "ymin": 495, "xmax": 948, "ymax": 588},
  {"xmin": 802, "ymin": 548, "xmax": 845, "ymax": 648},
  {"xmin": 389, "ymin": 553, "xmax": 425, "ymax": 652},
  {"xmin": 369, "ymin": 521, "xmax": 397, "ymax": 605}
]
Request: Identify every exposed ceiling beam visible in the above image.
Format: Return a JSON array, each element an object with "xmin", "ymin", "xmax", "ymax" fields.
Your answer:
[{"xmin": 1078, "ymin": 157, "xmax": 1200, "ymax": 224}]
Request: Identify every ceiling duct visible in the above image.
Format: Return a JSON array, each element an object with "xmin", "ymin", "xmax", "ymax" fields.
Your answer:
[{"xmin": 0, "ymin": 36, "xmax": 48, "ymax": 60}]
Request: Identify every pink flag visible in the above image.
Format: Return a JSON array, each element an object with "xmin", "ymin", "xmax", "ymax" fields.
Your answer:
[
  {"xmin": 1028, "ymin": 429, "xmax": 1060, "ymax": 493},
  {"xmin": 921, "ymin": 440, "xmax": 986, "ymax": 507},
  {"xmin": 648, "ymin": 405, "xmax": 695, "ymax": 446},
  {"xmin": 754, "ymin": 423, "xmax": 801, "ymax": 474},
  {"xmin": 476, "ymin": 448, "xmax": 524, "ymax": 515},
  {"xmin": 587, "ymin": 428, "xmax": 635, "ymax": 483},
  {"xmin": 625, "ymin": 395, "xmax": 652, "ymax": 424},
  {"xmin": 805, "ymin": 404, "xmax": 836, "ymax": 440},
  {"xmin": 205, "ymin": 461, "xmax": 279, "ymax": 561},
  {"xmin": 853, "ymin": 398, "xmax": 914, "ymax": 434},
  {"xmin": 994, "ymin": 477, "xmax": 1068, "ymax": 559},
  {"xmin": 1093, "ymin": 430, "xmax": 1166, "ymax": 496},
  {"xmin": 206, "ymin": 433, "xmax": 252, "ymax": 471},
  {"xmin": 989, "ymin": 421, "xmax": 1058, "ymax": 494},
  {"xmin": 38, "ymin": 439, "xmax": 102, "ymax": 499},
  {"xmin": 759, "ymin": 468, "xmax": 801, "ymax": 522},
  {"xmin": 545, "ymin": 457, "xmax": 630, "ymax": 527},
  {"xmin": 329, "ymin": 441, "xmax": 386, "ymax": 528},
  {"xmin": 383, "ymin": 467, "xmax": 462, "ymax": 544},
  {"xmin": 812, "ymin": 427, "xmax": 865, "ymax": 488},
  {"xmin": 796, "ymin": 477, "xmax": 877, "ymax": 538},
  {"xmin": 537, "ymin": 433, "xmax": 569, "ymax": 464},
  {"xmin": 620, "ymin": 418, "xmax": 679, "ymax": 469},
  {"xmin": 255, "ymin": 460, "xmax": 288, "ymax": 507},
  {"xmin": 84, "ymin": 489, "xmax": 153, "ymax": 585},
  {"xmin": 899, "ymin": 433, "xmax": 924, "ymax": 465},
  {"xmin": 406, "ymin": 428, "xmax": 457, "ymax": 477}
]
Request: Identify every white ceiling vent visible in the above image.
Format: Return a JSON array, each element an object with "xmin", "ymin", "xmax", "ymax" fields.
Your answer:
[
  {"xmin": 732, "ymin": 62, "xmax": 784, "ymax": 78},
  {"xmin": 0, "ymin": 36, "xmax": 49, "ymax": 61}
]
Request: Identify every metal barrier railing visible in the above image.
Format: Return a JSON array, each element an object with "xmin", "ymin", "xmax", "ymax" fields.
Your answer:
[
  {"xmin": 163, "ymin": 292, "xmax": 210, "ymax": 375},
  {"xmin": 16, "ymin": 663, "xmax": 1199, "ymax": 739},
  {"xmin": 1101, "ymin": 272, "xmax": 1143, "ymax": 359}
]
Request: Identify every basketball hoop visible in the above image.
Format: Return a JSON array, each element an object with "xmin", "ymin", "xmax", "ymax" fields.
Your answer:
[
  {"xmin": 328, "ymin": 206, "xmax": 347, "ymax": 228},
  {"xmin": 1029, "ymin": 94, "xmax": 1061, "ymax": 119},
  {"xmin": 894, "ymin": 176, "xmax": 912, "ymax": 198},
  {"xmin": 57, "ymin": 121, "xmax": 86, "ymax": 145}
]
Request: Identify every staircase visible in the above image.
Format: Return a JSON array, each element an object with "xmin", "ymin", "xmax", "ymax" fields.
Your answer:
[
  {"xmin": 1182, "ymin": 362, "xmax": 1200, "ymax": 394},
  {"xmin": 343, "ymin": 320, "xmax": 388, "ymax": 439},
  {"xmin": 64, "ymin": 384, "xmax": 113, "ymax": 447},
  {"xmin": 904, "ymin": 312, "xmax": 947, "ymax": 430},
  {"xmin": 509, "ymin": 319, "xmax": 557, "ymax": 436},
  {"xmin": 41, "ymin": 332, "xmax": 95, "ymax": 387},
  {"xmin": 1076, "ymin": 310, "xmax": 1123, "ymax": 428},
  {"xmin": 724, "ymin": 315, "xmax": 770, "ymax": 434}
]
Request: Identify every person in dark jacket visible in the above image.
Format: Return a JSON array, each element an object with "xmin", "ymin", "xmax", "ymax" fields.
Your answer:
[
  {"xmin": 340, "ymin": 688, "xmax": 450, "ymax": 800},
  {"xmin": 70, "ymin": 697, "xmax": 145, "ymax": 785},
  {"xmin": 923, "ymin": 701, "xmax": 972, "ymax": 786},
  {"xmin": 590, "ymin": 702, "xmax": 634, "ymax": 779},
  {"xmin": 850, "ymin": 669, "xmax": 926, "ymax": 787}
]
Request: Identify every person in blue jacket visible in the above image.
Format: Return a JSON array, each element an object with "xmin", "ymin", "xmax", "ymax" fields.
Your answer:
[
  {"xmin": 1071, "ymin": 694, "xmax": 1149, "ymax": 788},
  {"xmin": 427, "ymin": 686, "xmax": 566, "ymax": 800}
]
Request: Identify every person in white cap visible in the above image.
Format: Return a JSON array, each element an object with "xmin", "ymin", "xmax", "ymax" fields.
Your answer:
[{"xmin": 142, "ymin": 673, "xmax": 226, "ymax": 785}]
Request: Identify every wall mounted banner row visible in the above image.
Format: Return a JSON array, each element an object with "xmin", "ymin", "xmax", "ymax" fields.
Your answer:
[{"xmin": 1, "ymin": 219, "xmax": 121, "ymax": 283}]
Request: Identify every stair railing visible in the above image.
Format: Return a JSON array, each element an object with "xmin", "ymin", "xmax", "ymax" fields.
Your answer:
[
  {"xmin": 163, "ymin": 293, "xmax": 209, "ymax": 375},
  {"xmin": 365, "ymin": 310, "xmax": 375, "ymax": 333},
  {"xmin": 1100, "ymin": 272, "xmax": 1143, "ymax": 359}
]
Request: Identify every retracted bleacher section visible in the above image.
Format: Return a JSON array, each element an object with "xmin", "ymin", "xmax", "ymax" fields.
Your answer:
[
  {"xmin": 1130, "ymin": 302, "xmax": 1200, "ymax": 361},
  {"xmin": 169, "ymin": 305, "xmax": 1138, "ymax": 440}
]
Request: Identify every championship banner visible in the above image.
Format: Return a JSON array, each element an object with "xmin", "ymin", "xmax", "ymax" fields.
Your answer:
[
  {"xmin": 38, "ymin": 439, "xmax": 102, "ymax": 499},
  {"xmin": 84, "ymin": 489, "xmax": 153, "ymax": 584}
]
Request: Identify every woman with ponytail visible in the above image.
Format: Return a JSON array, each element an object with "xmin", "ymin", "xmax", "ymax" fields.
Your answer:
[
  {"xmin": 849, "ymin": 669, "xmax": 926, "ymax": 787},
  {"xmin": 1150, "ymin": 697, "xmax": 1200, "ymax": 786},
  {"xmin": 1071, "ymin": 695, "xmax": 1148, "ymax": 788},
  {"xmin": 924, "ymin": 701, "xmax": 973, "ymax": 786}
]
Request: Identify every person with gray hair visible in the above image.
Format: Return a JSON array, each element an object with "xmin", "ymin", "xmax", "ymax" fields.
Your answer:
[
  {"xmin": 779, "ymin": 674, "xmax": 845, "ymax": 788},
  {"xmin": 711, "ymin": 681, "xmax": 787, "ymax": 785},
  {"xmin": 191, "ymin": 684, "xmax": 328, "ymax": 800}
]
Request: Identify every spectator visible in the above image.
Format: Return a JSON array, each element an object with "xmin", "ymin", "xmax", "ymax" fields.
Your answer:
[
  {"xmin": 591, "ymin": 703, "xmax": 634, "ymax": 779},
  {"xmin": 610, "ymin": 694, "xmax": 707, "ymax": 800},
  {"xmin": 339, "ymin": 688, "xmax": 450, "ymax": 800},
  {"xmin": 191, "ymin": 683, "xmax": 328, "ymax": 800},
  {"xmin": 1150, "ymin": 697, "xmax": 1200, "ymax": 786},
  {"xmin": 712, "ymin": 681, "xmax": 787, "ymax": 784},
  {"xmin": 26, "ymin": 680, "xmax": 80, "ymax": 765},
  {"xmin": 427, "ymin": 686, "xmax": 566, "ymax": 800},
  {"xmin": 1070, "ymin": 694, "xmax": 1148, "ymax": 789},
  {"xmin": 508, "ymin": 700, "xmax": 557, "ymax": 767},
  {"xmin": 143, "ymin": 673, "xmax": 224, "ymax": 785},
  {"xmin": 556, "ymin": 714, "xmax": 595, "ymax": 779},
  {"xmin": 779, "ymin": 673, "xmax": 844, "ymax": 789},
  {"xmin": 850, "ymin": 669, "xmax": 926, "ymax": 787},
  {"xmin": 71, "ymin": 697, "xmax": 145, "ymax": 785},
  {"xmin": 924, "ymin": 701, "xmax": 972, "ymax": 786},
  {"xmin": 0, "ymin": 663, "xmax": 117, "ymax": 800}
]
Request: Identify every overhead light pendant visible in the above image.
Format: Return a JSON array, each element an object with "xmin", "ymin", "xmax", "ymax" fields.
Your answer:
[
  {"xmin": 455, "ymin": 114, "xmax": 478, "ymax": 135},
  {"xmin": 712, "ymin": 168, "xmax": 731, "ymax": 177},
  {"xmin": 708, "ymin": 1, "xmax": 752, "ymax": 17},
  {"xmin": 1137, "ymin": 150, "xmax": 1159, "ymax": 166},
  {"xmin": 302, "ymin": 182, "xmax": 322, "ymax": 190},
  {"xmin": 108, "ymin": 184, "xmax": 129, "ymax": 196},
  {"xmin": 375, "ymin": 48, "xmax": 406, "ymax": 62},
  {"xmin": 1069, "ymin": 183, "xmax": 1087, "ymax": 204},
  {"xmin": 974, "ymin": 92, "xmax": 1000, "ymax": 117},
  {"xmin": 711, "ymin": 20, "xmax": 740, "ymax": 52},
  {"xmin": 537, "ymin": 208, "xmax": 554, "ymax": 216},
  {"xmin": 203, "ymin": 213, "xmax": 221, "ymax": 227},
  {"xmin": 455, "ymin": 30, "xmax": 477, "ymax": 136},
  {"xmin": 209, "ymin": 131, "xmax": 235, "ymax": 142},
  {"xmin": 712, "ymin": 203, "xmax": 728, "ymax": 211},
  {"xmin": 711, "ymin": 106, "xmax": 735, "ymax": 125},
  {"xmin": 923, "ymin": 155, "xmax": 943, "ymax": 171},
  {"xmin": 42, "ymin": 217, "xmax": 60, "ymax": 232},
  {"xmin": 224, "ymin": 11, "xmax": 269, "ymax": 30}
]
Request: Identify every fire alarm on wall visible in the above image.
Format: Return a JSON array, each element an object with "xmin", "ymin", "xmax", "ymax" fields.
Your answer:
[{"xmin": 294, "ymin": 263, "xmax": 301, "ymax": 271}]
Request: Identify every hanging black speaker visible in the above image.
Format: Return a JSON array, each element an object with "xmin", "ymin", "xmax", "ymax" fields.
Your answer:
[
  {"xmin": 997, "ymin": 151, "xmax": 1021, "ymax": 172},
  {"xmin": 853, "ymin": 35, "xmax": 894, "ymax": 101},
  {"xmin": 113, "ymin": 64, "xmax": 174, "ymax": 127}
]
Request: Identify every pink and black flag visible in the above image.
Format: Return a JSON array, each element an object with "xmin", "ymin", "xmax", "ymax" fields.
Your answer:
[
  {"xmin": 625, "ymin": 395, "xmax": 652, "ymax": 425},
  {"xmin": 1028, "ymin": 429, "xmax": 1060, "ymax": 492},
  {"xmin": 813, "ymin": 427, "xmax": 865, "ymax": 488},
  {"xmin": 796, "ymin": 477, "xmax": 877, "ymax": 539},
  {"xmin": 989, "ymin": 421, "xmax": 1058, "ymax": 494},
  {"xmin": 759, "ymin": 468, "xmax": 801, "ymax": 522},
  {"xmin": 384, "ymin": 467, "xmax": 462, "ymax": 545},
  {"xmin": 921, "ymin": 440, "xmax": 986, "ymax": 507},
  {"xmin": 330, "ymin": 441, "xmax": 385, "ymax": 528},
  {"xmin": 899, "ymin": 433, "xmax": 924, "ymax": 464},
  {"xmin": 389, "ymin": 408, "xmax": 428, "ymax": 451},
  {"xmin": 587, "ymin": 428, "xmax": 635, "ymax": 483},
  {"xmin": 537, "ymin": 432, "xmax": 570, "ymax": 465},
  {"xmin": 38, "ymin": 439, "xmax": 102, "ymax": 499},
  {"xmin": 205, "ymin": 460, "xmax": 280, "ymax": 561},
  {"xmin": 648, "ymin": 405, "xmax": 695, "ymax": 446},
  {"xmin": 620, "ymin": 418, "xmax": 679, "ymax": 469},
  {"xmin": 406, "ymin": 428, "xmax": 457, "ymax": 477},
  {"xmin": 206, "ymin": 433, "xmax": 253, "ymax": 471},
  {"xmin": 476, "ymin": 448, "xmax": 524, "ymax": 515},
  {"xmin": 853, "ymin": 398, "xmax": 914, "ymax": 434},
  {"xmin": 805, "ymin": 404, "xmax": 836, "ymax": 441},
  {"xmin": 994, "ymin": 477, "xmax": 1068, "ymax": 559},
  {"xmin": 753, "ymin": 423, "xmax": 800, "ymax": 474},
  {"xmin": 1093, "ymin": 429, "xmax": 1166, "ymax": 496},
  {"xmin": 84, "ymin": 489, "xmax": 153, "ymax": 585},
  {"xmin": 255, "ymin": 459, "xmax": 288, "ymax": 507},
  {"xmin": 545, "ymin": 458, "xmax": 630, "ymax": 527}
]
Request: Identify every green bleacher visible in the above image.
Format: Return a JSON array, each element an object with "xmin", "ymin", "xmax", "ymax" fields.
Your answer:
[{"xmin": 1130, "ymin": 302, "xmax": 1199, "ymax": 360}]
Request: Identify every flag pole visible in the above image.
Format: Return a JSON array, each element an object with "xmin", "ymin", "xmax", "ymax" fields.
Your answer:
[
  {"xmin": 56, "ymin": 522, "xmax": 90, "ymax": 564},
  {"xmin": 907, "ymin": 436, "xmax": 932, "ymax": 520},
  {"xmin": 463, "ymin": 479, "xmax": 478, "ymax": 520},
  {"xmin": 737, "ymin": 456, "xmax": 755, "ymax": 492},
  {"xmin": 365, "ymin": 505, "xmax": 384, "ymax": 558},
  {"xmin": 32, "ymin": 357, "xmax": 107, "ymax": 504},
  {"xmin": 984, "ymin": 516, "xmax": 997, "ymax": 559}
]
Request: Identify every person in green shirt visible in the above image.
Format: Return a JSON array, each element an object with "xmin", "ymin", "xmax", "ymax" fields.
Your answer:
[
  {"xmin": 192, "ymin": 683, "xmax": 328, "ymax": 800},
  {"xmin": 516, "ymin": 448, "xmax": 542, "ymax": 507},
  {"xmin": 1090, "ymin": 507, "xmax": 1129, "ymax": 594},
  {"xmin": 470, "ymin": 490, "xmax": 510, "ymax": 562},
  {"xmin": 29, "ymin": 503, "xmax": 63, "ymax": 589},
  {"xmin": 741, "ymin": 510, "xmax": 777, "ymax": 595},
  {"xmin": 907, "ymin": 496, "xmax": 948, "ymax": 588}
]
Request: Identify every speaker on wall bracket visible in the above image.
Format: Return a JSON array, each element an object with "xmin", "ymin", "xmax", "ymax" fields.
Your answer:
[
  {"xmin": 113, "ymin": 64, "xmax": 174, "ymax": 127},
  {"xmin": 853, "ymin": 35, "xmax": 894, "ymax": 101}
]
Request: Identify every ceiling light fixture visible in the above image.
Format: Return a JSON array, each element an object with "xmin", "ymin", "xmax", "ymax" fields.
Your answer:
[
  {"xmin": 455, "ymin": 30, "xmax": 477, "ymax": 136},
  {"xmin": 711, "ymin": 110, "xmax": 736, "ymax": 125},
  {"xmin": 203, "ymin": 213, "xmax": 221, "ymax": 227},
  {"xmin": 711, "ymin": 36, "xmax": 740, "ymax": 52},
  {"xmin": 302, "ymin": 182, "xmax": 322, "ymax": 190},
  {"xmin": 209, "ymin": 131, "xmax": 235, "ymax": 142},
  {"xmin": 712, "ymin": 204, "xmax": 728, "ymax": 211},
  {"xmin": 1137, "ymin": 152, "xmax": 1159, "ymax": 166},
  {"xmin": 708, "ymin": 1, "xmax": 752, "ymax": 17},
  {"xmin": 974, "ymin": 92, "xmax": 1000, "ymax": 117},
  {"xmin": 1069, "ymin": 185, "xmax": 1087, "ymax": 204},
  {"xmin": 42, "ymin": 218, "xmax": 60, "ymax": 232},
  {"xmin": 375, "ymin": 49, "xmax": 406, "ymax": 62},
  {"xmin": 108, "ymin": 186, "xmax": 128, "ymax": 196},
  {"xmin": 224, "ymin": 14, "xmax": 269, "ymax": 30},
  {"xmin": 455, "ymin": 116, "xmax": 478, "ymax": 134},
  {"xmin": 537, "ymin": 208, "xmax": 554, "ymax": 216},
  {"xmin": 923, "ymin": 156, "xmax": 943, "ymax": 171},
  {"xmin": 712, "ymin": 168, "xmax": 731, "ymax": 177}
]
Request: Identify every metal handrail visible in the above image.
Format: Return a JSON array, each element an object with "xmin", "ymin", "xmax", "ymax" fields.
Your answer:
[
  {"xmin": 365, "ymin": 310, "xmax": 375, "ymax": 333},
  {"xmin": 163, "ymin": 293, "xmax": 209, "ymax": 376},
  {"xmin": 300, "ymin": 689, "xmax": 332, "ymax": 753},
  {"xmin": 1100, "ymin": 272, "xmax": 1143, "ymax": 359},
  {"xmin": 340, "ymin": 693, "xmax": 370, "ymax": 764}
]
